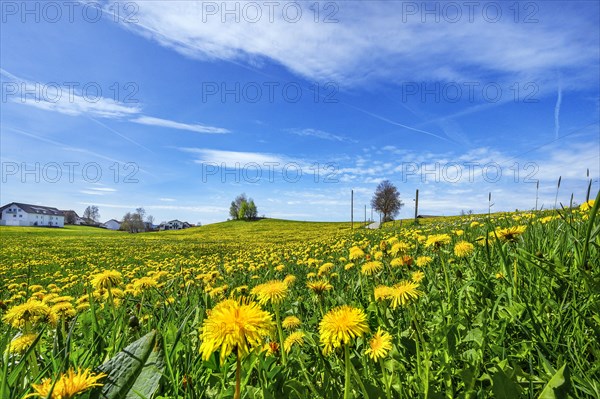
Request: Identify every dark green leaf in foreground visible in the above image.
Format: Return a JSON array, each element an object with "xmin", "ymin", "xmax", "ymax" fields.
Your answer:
[{"xmin": 91, "ymin": 330, "xmax": 164, "ymax": 399}]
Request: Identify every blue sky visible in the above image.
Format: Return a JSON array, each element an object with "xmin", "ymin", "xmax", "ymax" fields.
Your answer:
[{"xmin": 1, "ymin": 1, "xmax": 599, "ymax": 224}]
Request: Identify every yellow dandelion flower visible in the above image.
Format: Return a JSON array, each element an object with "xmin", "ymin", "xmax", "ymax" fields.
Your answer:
[
  {"xmin": 411, "ymin": 270, "xmax": 425, "ymax": 283},
  {"xmin": 209, "ymin": 285, "xmax": 228, "ymax": 300},
  {"xmin": 475, "ymin": 236, "xmax": 487, "ymax": 246},
  {"xmin": 76, "ymin": 303, "xmax": 90, "ymax": 312},
  {"xmin": 365, "ymin": 328, "xmax": 392, "ymax": 361},
  {"xmin": 28, "ymin": 368, "xmax": 106, "ymax": 399},
  {"xmin": 283, "ymin": 274, "xmax": 296, "ymax": 285},
  {"xmin": 30, "ymin": 292, "xmax": 45, "ymax": 301},
  {"xmin": 454, "ymin": 241, "xmax": 474, "ymax": 257},
  {"xmin": 539, "ymin": 215, "xmax": 558, "ymax": 224},
  {"xmin": 284, "ymin": 331, "xmax": 306, "ymax": 353},
  {"xmin": 199, "ymin": 298, "xmax": 273, "ymax": 363},
  {"xmin": 42, "ymin": 293, "xmax": 58, "ymax": 304},
  {"xmin": 251, "ymin": 280, "xmax": 288, "ymax": 306},
  {"xmin": 48, "ymin": 296, "xmax": 74, "ymax": 304},
  {"xmin": 389, "ymin": 242, "xmax": 410, "ymax": 256},
  {"xmin": 349, "ymin": 246, "xmax": 365, "ymax": 261},
  {"xmin": 374, "ymin": 285, "xmax": 393, "ymax": 302},
  {"xmin": 494, "ymin": 225, "xmax": 527, "ymax": 242},
  {"xmin": 2, "ymin": 300, "xmax": 55, "ymax": 329},
  {"xmin": 415, "ymin": 256, "xmax": 433, "ymax": 267},
  {"xmin": 8, "ymin": 333, "xmax": 38, "ymax": 355},
  {"xmin": 319, "ymin": 305, "xmax": 369, "ymax": 355},
  {"xmin": 425, "ymin": 234, "xmax": 451, "ymax": 248},
  {"xmin": 261, "ymin": 341, "xmax": 280, "ymax": 357},
  {"xmin": 29, "ymin": 285, "xmax": 44, "ymax": 293},
  {"xmin": 90, "ymin": 270, "xmax": 122, "ymax": 290},
  {"xmin": 580, "ymin": 199, "xmax": 595, "ymax": 212},
  {"xmin": 51, "ymin": 302, "xmax": 76, "ymax": 319},
  {"xmin": 282, "ymin": 316, "xmax": 301, "ymax": 330},
  {"xmin": 386, "ymin": 237, "xmax": 399, "ymax": 246},
  {"xmin": 361, "ymin": 261, "xmax": 383, "ymax": 276},
  {"xmin": 318, "ymin": 262, "xmax": 334, "ymax": 276},
  {"xmin": 231, "ymin": 285, "xmax": 248, "ymax": 297},
  {"xmin": 132, "ymin": 277, "xmax": 158, "ymax": 295},
  {"xmin": 344, "ymin": 263, "xmax": 355, "ymax": 270},
  {"xmin": 307, "ymin": 280, "xmax": 333, "ymax": 295},
  {"xmin": 388, "ymin": 281, "xmax": 422, "ymax": 309}
]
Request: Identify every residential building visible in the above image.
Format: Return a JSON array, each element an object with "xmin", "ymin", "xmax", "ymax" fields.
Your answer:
[{"xmin": 0, "ymin": 202, "xmax": 64, "ymax": 227}]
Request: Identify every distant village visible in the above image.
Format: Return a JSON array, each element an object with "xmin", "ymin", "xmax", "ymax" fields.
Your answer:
[{"xmin": 0, "ymin": 202, "xmax": 196, "ymax": 231}]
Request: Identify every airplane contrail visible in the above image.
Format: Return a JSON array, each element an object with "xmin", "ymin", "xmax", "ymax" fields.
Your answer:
[{"xmin": 554, "ymin": 79, "xmax": 562, "ymax": 140}]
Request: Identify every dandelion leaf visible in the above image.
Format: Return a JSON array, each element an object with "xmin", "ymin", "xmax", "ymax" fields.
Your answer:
[
  {"xmin": 538, "ymin": 364, "xmax": 570, "ymax": 399},
  {"xmin": 91, "ymin": 330, "xmax": 164, "ymax": 399}
]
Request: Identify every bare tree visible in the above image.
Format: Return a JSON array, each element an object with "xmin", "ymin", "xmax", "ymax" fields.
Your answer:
[
  {"xmin": 371, "ymin": 180, "xmax": 403, "ymax": 223},
  {"xmin": 121, "ymin": 212, "xmax": 144, "ymax": 233},
  {"xmin": 64, "ymin": 210, "xmax": 77, "ymax": 224},
  {"xmin": 83, "ymin": 205, "xmax": 100, "ymax": 222}
]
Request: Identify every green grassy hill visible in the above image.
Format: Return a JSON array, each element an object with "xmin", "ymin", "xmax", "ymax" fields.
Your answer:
[
  {"xmin": 158, "ymin": 219, "xmax": 353, "ymax": 243},
  {"xmin": 0, "ymin": 219, "xmax": 355, "ymax": 244}
]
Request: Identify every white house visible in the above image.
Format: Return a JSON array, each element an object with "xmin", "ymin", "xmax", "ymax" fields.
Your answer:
[
  {"xmin": 101, "ymin": 219, "xmax": 122, "ymax": 230},
  {"xmin": 158, "ymin": 219, "xmax": 192, "ymax": 230},
  {"xmin": 0, "ymin": 202, "xmax": 64, "ymax": 227}
]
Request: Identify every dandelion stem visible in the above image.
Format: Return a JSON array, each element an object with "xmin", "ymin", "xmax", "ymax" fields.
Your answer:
[
  {"xmin": 234, "ymin": 349, "xmax": 241, "ymax": 399},
  {"xmin": 349, "ymin": 357, "xmax": 369, "ymax": 399},
  {"xmin": 380, "ymin": 358, "xmax": 391, "ymax": 399},
  {"xmin": 344, "ymin": 344, "xmax": 352, "ymax": 399},
  {"xmin": 274, "ymin": 305, "xmax": 287, "ymax": 365},
  {"xmin": 409, "ymin": 305, "xmax": 429, "ymax": 399},
  {"xmin": 441, "ymin": 257, "xmax": 451, "ymax": 302}
]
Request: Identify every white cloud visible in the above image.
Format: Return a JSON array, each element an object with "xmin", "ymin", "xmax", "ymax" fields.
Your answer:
[
  {"xmin": 180, "ymin": 148, "xmax": 287, "ymax": 166},
  {"xmin": 107, "ymin": 1, "xmax": 598, "ymax": 89},
  {"xmin": 1, "ymin": 69, "xmax": 229, "ymax": 134},
  {"xmin": 80, "ymin": 190, "xmax": 106, "ymax": 196},
  {"xmin": 288, "ymin": 128, "xmax": 355, "ymax": 142},
  {"xmin": 131, "ymin": 116, "xmax": 229, "ymax": 134},
  {"xmin": 1, "ymin": 69, "xmax": 141, "ymax": 118},
  {"xmin": 79, "ymin": 186, "xmax": 117, "ymax": 196},
  {"xmin": 90, "ymin": 187, "xmax": 117, "ymax": 192}
]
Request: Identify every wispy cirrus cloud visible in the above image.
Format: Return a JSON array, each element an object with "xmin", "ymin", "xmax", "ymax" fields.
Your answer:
[
  {"xmin": 1, "ymin": 68, "xmax": 140, "ymax": 118},
  {"xmin": 105, "ymin": 1, "xmax": 598, "ymax": 89},
  {"xmin": 79, "ymin": 187, "xmax": 117, "ymax": 196},
  {"xmin": 288, "ymin": 128, "xmax": 356, "ymax": 143},
  {"xmin": 131, "ymin": 116, "xmax": 229, "ymax": 134},
  {"xmin": 179, "ymin": 148, "xmax": 286, "ymax": 165},
  {"xmin": 1, "ymin": 69, "xmax": 229, "ymax": 134}
]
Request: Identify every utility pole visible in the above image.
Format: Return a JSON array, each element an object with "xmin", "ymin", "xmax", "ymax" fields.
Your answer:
[
  {"xmin": 371, "ymin": 207, "xmax": 373, "ymax": 222},
  {"xmin": 535, "ymin": 180, "xmax": 539, "ymax": 210},
  {"xmin": 414, "ymin": 189, "xmax": 419, "ymax": 222},
  {"xmin": 351, "ymin": 190, "xmax": 354, "ymax": 230},
  {"xmin": 364, "ymin": 205, "xmax": 367, "ymax": 226}
]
